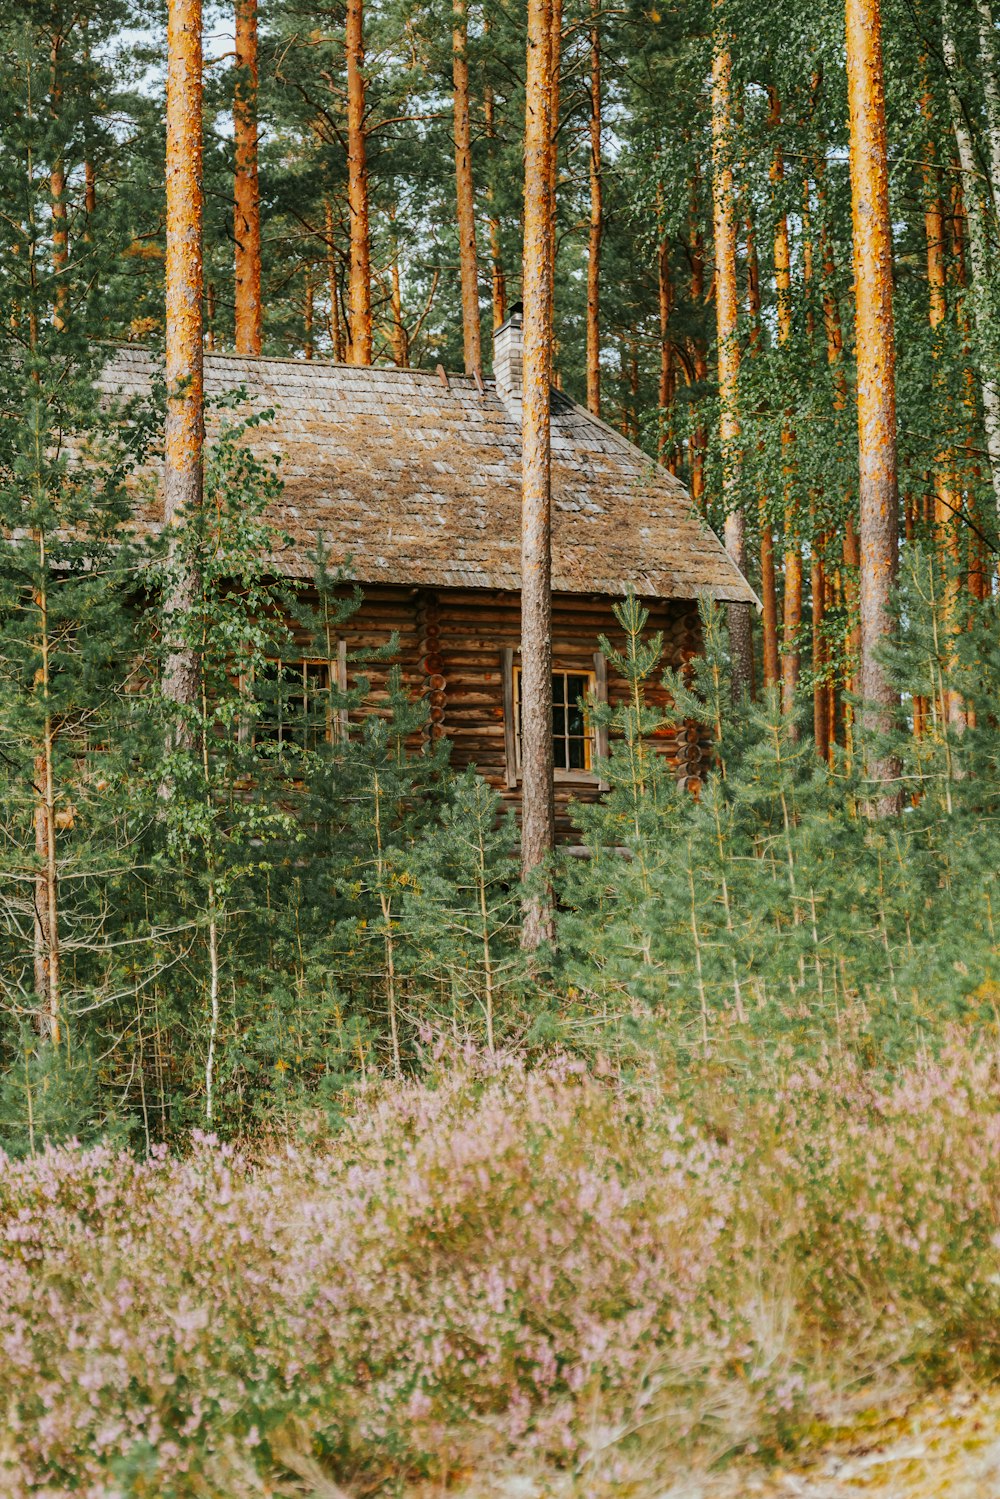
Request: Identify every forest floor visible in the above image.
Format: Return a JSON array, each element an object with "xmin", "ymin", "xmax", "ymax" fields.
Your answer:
[{"xmin": 428, "ymin": 1387, "xmax": 1000, "ymax": 1499}]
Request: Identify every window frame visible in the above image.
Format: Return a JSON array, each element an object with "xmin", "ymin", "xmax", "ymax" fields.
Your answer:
[
  {"xmin": 251, "ymin": 656, "xmax": 334, "ymax": 752},
  {"xmin": 508, "ymin": 660, "xmax": 602, "ymax": 783}
]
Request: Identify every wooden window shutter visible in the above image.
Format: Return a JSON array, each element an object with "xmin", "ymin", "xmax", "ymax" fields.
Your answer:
[
  {"xmin": 593, "ymin": 650, "xmax": 610, "ymax": 791},
  {"xmin": 501, "ymin": 647, "xmax": 518, "ymax": 788}
]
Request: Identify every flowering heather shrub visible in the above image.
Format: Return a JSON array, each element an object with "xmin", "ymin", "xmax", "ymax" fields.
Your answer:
[{"xmin": 2, "ymin": 1043, "xmax": 1000, "ymax": 1496}]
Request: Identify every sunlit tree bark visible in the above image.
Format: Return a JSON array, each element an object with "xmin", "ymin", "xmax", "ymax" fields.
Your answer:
[
  {"xmin": 710, "ymin": 3, "xmax": 752, "ymax": 700},
  {"xmin": 234, "ymin": 0, "xmax": 262, "ymax": 355},
  {"xmin": 163, "ymin": 0, "xmax": 204, "ymax": 715},
  {"xmin": 520, "ymin": 0, "xmax": 556, "ymax": 949},
  {"xmin": 845, "ymin": 0, "xmax": 900, "ymax": 810},
  {"xmin": 346, "ymin": 0, "xmax": 372, "ymax": 364},
  {"xmin": 769, "ymin": 89, "xmax": 801, "ymax": 721}
]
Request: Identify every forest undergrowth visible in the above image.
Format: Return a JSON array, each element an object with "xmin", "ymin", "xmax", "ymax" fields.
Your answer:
[{"xmin": 4, "ymin": 1037, "xmax": 1000, "ymax": 1496}]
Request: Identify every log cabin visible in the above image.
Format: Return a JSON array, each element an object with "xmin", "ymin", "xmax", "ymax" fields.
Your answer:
[{"xmin": 101, "ymin": 310, "xmax": 756, "ymax": 839}]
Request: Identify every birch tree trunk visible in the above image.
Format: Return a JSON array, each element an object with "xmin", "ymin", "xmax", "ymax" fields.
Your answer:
[
  {"xmin": 233, "ymin": 0, "xmax": 262, "ymax": 355},
  {"xmin": 163, "ymin": 0, "xmax": 204, "ymax": 715},
  {"xmin": 452, "ymin": 0, "xmax": 482, "ymax": 374},
  {"xmin": 975, "ymin": 0, "xmax": 1000, "ymax": 203},
  {"xmin": 586, "ymin": 0, "xmax": 601, "ymax": 416},
  {"xmin": 520, "ymin": 0, "xmax": 556, "ymax": 950},
  {"xmin": 845, "ymin": 0, "xmax": 900, "ymax": 811},
  {"xmin": 942, "ymin": 0, "xmax": 1000, "ymax": 522},
  {"xmin": 346, "ymin": 0, "xmax": 372, "ymax": 365},
  {"xmin": 710, "ymin": 3, "xmax": 753, "ymax": 701}
]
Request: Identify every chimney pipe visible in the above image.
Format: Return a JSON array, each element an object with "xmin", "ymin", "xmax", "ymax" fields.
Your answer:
[{"xmin": 492, "ymin": 303, "xmax": 523, "ymax": 405}]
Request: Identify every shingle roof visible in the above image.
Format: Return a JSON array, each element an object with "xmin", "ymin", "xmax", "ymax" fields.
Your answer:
[{"xmin": 99, "ymin": 346, "xmax": 757, "ymax": 604}]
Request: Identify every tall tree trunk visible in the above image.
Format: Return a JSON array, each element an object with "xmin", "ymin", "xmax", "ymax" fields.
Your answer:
[
  {"xmin": 234, "ymin": 0, "xmax": 262, "ymax": 355},
  {"xmin": 688, "ymin": 168, "xmax": 709, "ymax": 508},
  {"xmin": 389, "ymin": 244, "xmax": 409, "ymax": 366},
  {"xmin": 586, "ymin": 0, "xmax": 601, "ymax": 416},
  {"xmin": 710, "ymin": 3, "xmax": 753, "ymax": 700},
  {"xmin": 452, "ymin": 0, "xmax": 481, "ymax": 374},
  {"xmin": 483, "ymin": 73, "xmax": 507, "ymax": 328},
  {"xmin": 32, "ymin": 664, "xmax": 60, "ymax": 1041},
  {"xmin": 942, "ymin": 1, "xmax": 1000, "ymax": 521},
  {"xmin": 546, "ymin": 0, "xmax": 562, "ymax": 379},
  {"xmin": 845, "ymin": 0, "xmax": 900, "ymax": 809},
  {"xmin": 922, "ymin": 84, "xmax": 964, "ymax": 727},
  {"xmin": 657, "ymin": 210, "xmax": 676, "ymax": 469},
  {"xmin": 549, "ymin": 0, "xmax": 562, "ymax": 286},
  {"xmin": 769, "ymin": 89, "xmax": 802, "ymax": 720},
  {"xmin": 163, "ymin": 0, "xmax": 204, "ymax": 714},
  {"xmin": 82, "ymin": 17, "xmax": 96, "ymax": 237},
  {"xmin": 325, "ymin": 199, "xmax": 346, "ymax": 360},
  {"xmin": 304, "ymin": 271, "xmax": 314, "ymax": 358},
  {"xmin": 817, "ymin": 159, "xmax": 860, "ymax": 740},
  {"xmin": 346, "ymin": 0, "xmax": 372, "ymax": 365},
  {"xmin": 746, "ymin": 210, "xmax": 781, "ymax": 689},
  {"xmin": 975, "ymin": 0, "xmax": 1000, "ymax": 203},
  {"xmin": 50, "ymin": 35, "xmax": 68, "ymax": 331},
  {"xmin": 802, "ymin": 176, "xmax": 831, "ymax": 759},
  {"xmin": 520, "ymin": 0, "xmax": 556, "ymax": 949}
]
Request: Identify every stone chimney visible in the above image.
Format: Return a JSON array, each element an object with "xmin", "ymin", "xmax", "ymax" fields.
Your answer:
[{"xmin": 491, "ymin": 303, "xmax": 523, "ymax": 405}]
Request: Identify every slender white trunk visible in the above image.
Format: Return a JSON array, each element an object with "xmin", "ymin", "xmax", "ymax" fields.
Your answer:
[
  {"xmin": 975, "ymin": 0, "xmax": 1000, "ymax": 203},
  {"xmin": 943, "ymin": 2, "xmax": 1000, "ymax": 519}
]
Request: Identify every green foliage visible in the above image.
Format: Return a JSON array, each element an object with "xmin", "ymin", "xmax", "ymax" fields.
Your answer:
[{"xmin": 557, "ymin": 590, "xmax": 1000, "ymax": 1069}]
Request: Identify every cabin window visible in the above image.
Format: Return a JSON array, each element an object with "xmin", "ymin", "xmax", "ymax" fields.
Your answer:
[
  {"xmin": 512, "ymin": 667, "xmax": 596, "ymax": 775},
  {"xmin": 255, "ymin": 660, "xmax": 331, "ymax": 750}
]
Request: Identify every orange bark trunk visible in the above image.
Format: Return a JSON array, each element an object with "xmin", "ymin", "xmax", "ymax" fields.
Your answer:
[
  {"xmin": 234, "ymin": 0, "xmax": 262, "ymax": 355},
  {"xmin": 452, "ymin": 0, "xmax": 482, "ymax": 375},
  {"xmin": 586, "ymin": 0, "xmax": 601, "ymax": 416},
  {"xmin": 769, "ymin": 89, "xmax": 802, "ymax": 719},
  {"xmin": 846, "ymin": 0, "xmax": 900, "ymax": 808},
  {"xmin": 922, "ymin": 86, "xmax": 964, "ymax": 728},
  {"xmin": 346, "ymin": 0, "xmax": 372, "ymax": 365},
  {"xmin": 520, "ymin": 0, "xmax": 556, "ymax": 946},
  {"xmin": 746, "ymin": 208, "xmax": 780, "ymax": 690},
  {"xmin": 710, "ymin": 5, "xmax": 753, "ymax": 699},
  {"xmin": 163, "ymin": 0, "xmax": 204, "ymax": 712}
]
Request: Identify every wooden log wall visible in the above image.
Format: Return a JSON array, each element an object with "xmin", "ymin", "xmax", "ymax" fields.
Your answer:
[{"xmin": 290, "ymin": 584, "xmax": 706, "ymax": 840}]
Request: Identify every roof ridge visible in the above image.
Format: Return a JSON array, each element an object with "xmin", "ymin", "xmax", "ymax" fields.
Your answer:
[{"xmin": 98, "ymin": 341, "xmax": 486, "ymax": 388}]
